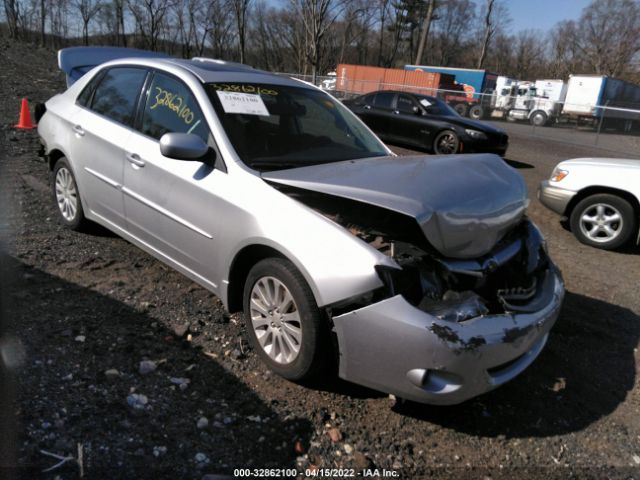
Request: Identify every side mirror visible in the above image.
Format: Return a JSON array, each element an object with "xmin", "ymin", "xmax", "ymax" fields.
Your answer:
[
  {"xmin": 413, "ymin": 106, "xmax": 422, "ymax": 115},
  {"xmin": 160, "ymin": 133, "xmax": 209, "ymax": 161}
]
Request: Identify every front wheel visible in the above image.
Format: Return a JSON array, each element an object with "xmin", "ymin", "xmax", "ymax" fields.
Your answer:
[
  {"xmin": 52, "ymin": 157, "xmax": 88, "ymax": 231},
  {"xmin": 243, "ymin": 258, "xmax": 329, "ymax": 381},
  {"xmin": 433, "ymin": 130, "xmax": 460, "ymax": 155},
  {"xmin": 530, "ymin": 110, "xmax": 548, "ymax": 126},
  {"xmin": 569, "ymin": 194, "xmax": 637, "ymax": 250}
]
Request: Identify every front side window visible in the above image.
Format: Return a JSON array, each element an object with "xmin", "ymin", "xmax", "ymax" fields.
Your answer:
[
  {"xmin": 206, "ymin": 83, "xmax": 388, "ymax": 171},
  {"xmin": 397, "ymin": 94, "xmax": 417, "ymax": 114},
  {"xmin": 90, "ymin": 67, "xmax": 147, "ymax": 125},
  {"xmin": 141, "ymin": 72, "xmax": 209, "ymax": 143}
]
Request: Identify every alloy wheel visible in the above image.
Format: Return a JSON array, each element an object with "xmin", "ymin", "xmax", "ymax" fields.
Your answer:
[
  {"xmin": 55, "ymin": 167, "xmax": 78, "ymax": 222},
  {"xmin": 249, "ymin": 276, "xmax": 302, "ymax": 364},
  {"xmin": 578, "ymin": 203, "xmax": 623, "ymax": 243}
]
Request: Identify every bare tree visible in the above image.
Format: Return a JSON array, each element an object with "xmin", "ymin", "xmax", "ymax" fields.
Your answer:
[
  {"xmin": 291, "ymin": 0, "xmax": 344, "ymax": 81},
  {"xmin": 3, "ymin": 0, "xmax": 21, "ymax": 38},
  {"xmin": 73, "ymin": 0, "xmax": 102, "ymax": 45},
  {"xmin": 231, "ymin": 0, "xmax": 252, "ymax": 63},
  {"xmin": 573, "ymin": 0, "xmax": 640, "ymax": 77},
  {"xmin": 431, "ymin": 0, "xmax": 474, "ymax": 66},
  {"xmin": 128, "ymin": 0, "xmax": 172, "ymax": 51}
]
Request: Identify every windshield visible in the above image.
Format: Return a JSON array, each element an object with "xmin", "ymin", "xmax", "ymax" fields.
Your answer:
[
  {"xmin": 206, "ymin": 83, "xmax": 388, "ymax": 171},
  {"xmin": 416, "ymin": 95, "xmax": 459, "ymax": 117}
]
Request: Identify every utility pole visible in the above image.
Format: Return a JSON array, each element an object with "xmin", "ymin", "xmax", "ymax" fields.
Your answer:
[{"xmin": 414, "ymin": 0, "xmax": 436, "ymax": 66}]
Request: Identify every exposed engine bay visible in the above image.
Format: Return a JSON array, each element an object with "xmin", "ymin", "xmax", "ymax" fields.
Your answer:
[{"xmin": 271, "ymin": 184, "xmax": 550, "ymax": 323}]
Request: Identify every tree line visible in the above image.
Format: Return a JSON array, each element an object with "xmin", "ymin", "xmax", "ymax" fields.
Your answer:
[{"xmin": 2, "ymin": 0, "xmax": 639, "ymax": 84}]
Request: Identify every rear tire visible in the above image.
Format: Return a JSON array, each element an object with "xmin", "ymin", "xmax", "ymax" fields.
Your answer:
[
  {"xmin": 469, "ymin": 105, "xmax": 485, "ymax": 120},
  {"xmin": 52, "ymin": 157, "xmax": 88, "ymax": 231},
  {"xmin": 569, "ymin": 194, "xmax": 636, "ymax": 250},
  {"xmin": 243, "ymin": 258, "xmax": 329, "ymax": 381},
  {"xmin": 453, "ymin": 103, "xmax": 468, "ymax": 117}
]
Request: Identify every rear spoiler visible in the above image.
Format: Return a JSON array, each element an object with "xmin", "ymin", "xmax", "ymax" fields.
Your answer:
[{"xmin": 58, "ymin": 46, "xmax": 170, "ymax": 87}]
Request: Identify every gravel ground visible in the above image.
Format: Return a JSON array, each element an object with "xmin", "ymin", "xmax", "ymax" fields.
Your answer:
[{"xmin": 1, "ymin": 41, "xmax": 640, "ymax": 479}]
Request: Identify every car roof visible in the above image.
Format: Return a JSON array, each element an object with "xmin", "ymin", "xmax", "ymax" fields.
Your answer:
[{"xmin": 152, "ymin": 57, "xmax": 312, "ymax": 90}]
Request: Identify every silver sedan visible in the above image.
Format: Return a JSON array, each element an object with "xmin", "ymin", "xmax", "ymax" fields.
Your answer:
[{"xmin": 37, "ymin": 47, "xmax": 564, "ymax": 405}]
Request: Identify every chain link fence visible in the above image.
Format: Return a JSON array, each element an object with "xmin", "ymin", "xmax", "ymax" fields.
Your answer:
[{"xmin": 278, "ymin": 73, "xmax": 640, "ymax": 157}]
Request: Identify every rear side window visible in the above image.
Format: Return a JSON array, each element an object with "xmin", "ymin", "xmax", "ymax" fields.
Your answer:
[
  {"xmin": 90, "ymin": 67, "xmax": 147, "ymax": 126},
  {"xmin": 373, "ymin": 92, "xmax": 394, "ymax": 109},
  {"xmin": 140, "ymin": 72, "xmax": 209, "ymax": 143},
  {"xmin": 76, "ymin": 72, "xmax": 103, "ymax": 107}
]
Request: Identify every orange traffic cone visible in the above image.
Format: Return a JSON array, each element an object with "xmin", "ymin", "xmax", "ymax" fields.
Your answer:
[{"xmin": 15, "ymin": 98, "xmax": 35, "ymax": 129}]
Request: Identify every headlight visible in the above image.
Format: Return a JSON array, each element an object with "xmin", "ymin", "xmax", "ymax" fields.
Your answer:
[
  {"xmin": 550, "ymin": 168, "xmax": 569, "ymax": 182},
  {"xmin": 464, "ymin": 129, "xmax": 487, "ymax": 140}
]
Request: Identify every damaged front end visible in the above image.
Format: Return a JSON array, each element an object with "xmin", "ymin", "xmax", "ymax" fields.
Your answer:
[{"xmin": 328, "ymin": 219, "xmax": 564, "ymax": 405}]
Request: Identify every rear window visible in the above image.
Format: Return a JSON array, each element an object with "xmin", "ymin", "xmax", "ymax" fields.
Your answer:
[
  {"xmin": 90, "ymin": 67, "xmax": 147, "ymax": 126},
  {"xmin": 206, "ymin": 83, "xmax": 387, "ymax": 171}
]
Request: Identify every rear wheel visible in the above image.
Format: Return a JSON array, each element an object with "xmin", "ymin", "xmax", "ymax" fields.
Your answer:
[
  {"xmin": 52, "ymin": 157, "xmax": 88, "ymax": 231},
  {"xmin": 452, "ymin": 103, "xmax": 468, "ymax": 117},
  {"xmin": 433, "ymin": 130, "xmax": 460, "ymax": 155},
  {"xmin": 569, "ymin": 194, "xmax": 636, "ymax": 250},
  {"xmin": 243, "ymin": 258, "xmax": 328, "ymax": 381},
  {"xmin": 469, "ymin": 105, "xmax": 485, "ymax": 120}
]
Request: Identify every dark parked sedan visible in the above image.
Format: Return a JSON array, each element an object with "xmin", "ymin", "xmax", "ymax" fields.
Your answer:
[{"xmin": 343, "ymin": 90, "xmax": 508, "ymax": 156}]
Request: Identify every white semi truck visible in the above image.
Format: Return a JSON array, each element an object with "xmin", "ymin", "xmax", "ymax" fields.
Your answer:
[{"xmin": 488, "ymin": 78, "xmax": 567, "ymax": 126}]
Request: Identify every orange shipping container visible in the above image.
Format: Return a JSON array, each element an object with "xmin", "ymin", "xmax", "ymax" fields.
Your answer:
[{"xmin": 336, "ymin": 63, "xmax": 457, "ymax": 96}]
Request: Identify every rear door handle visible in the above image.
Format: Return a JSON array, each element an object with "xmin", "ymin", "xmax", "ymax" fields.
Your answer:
[
  {"xmin": 363, "ymin": 105, "xmax": 372, "ymax": 110},
  {"xmin": 126, "ymin": 152, "xmax": 145, "ymax": 168},
  {"xmin": 393, "ymin": 110, "xmax": 400, "ymax": 114},
  {"xmin": 72, "ymin": 125, "xmax": 85, "ymax": 136}
]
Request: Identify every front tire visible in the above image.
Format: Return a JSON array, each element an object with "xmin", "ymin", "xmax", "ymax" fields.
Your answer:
[
  {"xmin": 433, "ymin": 130, "xmax": 460, "ymax": 155},
  {"xmin": 243, "ymin": 258, "xmax": 328, "ymax": 381},
  {"xmin": 530, "ymin": 110, "xmax": 548, "ymax": 126},
  {"xmin": 52, "ymin": 157, "xmax": 88, "ymax": 231},
  {"xmin": 569, "ymin": 194, "xmax": 636, "ymax": 250}
]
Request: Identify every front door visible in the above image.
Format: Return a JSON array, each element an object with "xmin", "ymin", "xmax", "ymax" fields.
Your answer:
[{"xmin": 123, "ymin": 71, "xmax": 222, "ymax": 292}]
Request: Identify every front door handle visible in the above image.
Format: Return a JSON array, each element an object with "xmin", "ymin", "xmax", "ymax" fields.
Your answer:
[
  {"xmin": 72, "ymin": 125, "xmax": 85, "ymax": 136},
  {"xmin": 363, "ymin": 105, "xmax": 372, "ymax": 110},
  {"xmin": 393, "ymin": 110, "xmax": 400, "ymax": 115},
  {"xmin": 126, "ymin": 153, "xmax": 145, "ymax": 168}
]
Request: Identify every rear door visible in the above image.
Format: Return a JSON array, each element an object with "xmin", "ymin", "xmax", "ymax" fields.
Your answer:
[
  {"xmin": 122, "ymin": 70, "xmax": 223, "ymax": 291},
  {"xmin": 70, "ymin": 67, "xmax": 149, "ymax": 230},
  {"xmin": 366, "ymin": 91, "xmax": 396, "ymax": 140},
  {"xmin": 391, "ymin": 93, "xmax": 425, "ymax": 147}
]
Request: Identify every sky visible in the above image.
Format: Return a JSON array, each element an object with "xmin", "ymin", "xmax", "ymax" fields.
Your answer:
[{"xmin": 507, "ymin": 0, "xmax": 593, "ymax": 32}]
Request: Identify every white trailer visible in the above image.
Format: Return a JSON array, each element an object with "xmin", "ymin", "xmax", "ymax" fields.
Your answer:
[{"xmin": 562, "ymin": 75, "xmax": 640, "ymax": 130}]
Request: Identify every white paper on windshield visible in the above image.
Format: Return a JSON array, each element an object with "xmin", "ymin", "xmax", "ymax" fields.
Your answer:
[
  {"xmin": 419, "ymin": 99, "xmax": 432, "ymax": 107},
  {"xmin": 216, "ymin": 91, "xmax": 270, "ymax": 116}
]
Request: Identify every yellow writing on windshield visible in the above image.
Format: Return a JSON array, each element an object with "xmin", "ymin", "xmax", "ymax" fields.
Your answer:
[
  {"xmin": 150, "ymin": 87, "xmax": 196, "ymax": 125},
  {"xmin": 213, "ymin": 84, "xmax": 278, "ymax": 96}
]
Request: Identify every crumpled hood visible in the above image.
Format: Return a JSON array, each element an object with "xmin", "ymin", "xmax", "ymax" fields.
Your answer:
[{"xmin": 263, "ymin": 154, "xmax": 528, "ymax": 259}]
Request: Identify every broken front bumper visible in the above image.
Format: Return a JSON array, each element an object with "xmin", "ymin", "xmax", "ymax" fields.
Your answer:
[{"xmin": 332, "ymin": 265, "xmax": 564, "ymax": 405}]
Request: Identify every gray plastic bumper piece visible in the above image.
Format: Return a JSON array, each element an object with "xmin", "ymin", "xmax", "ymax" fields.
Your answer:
[{"xmin": 332, "ymin": 266, "xmax": 564, "ymax": 405}]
